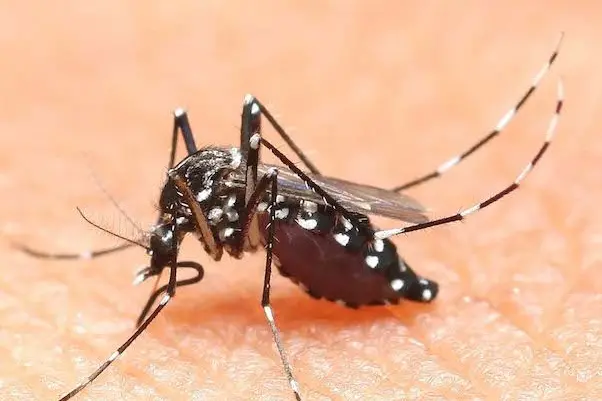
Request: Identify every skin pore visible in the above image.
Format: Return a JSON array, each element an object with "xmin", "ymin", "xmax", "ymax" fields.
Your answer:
[{"xmin": 1, "ymin": 2, "xmax": 600, "ymax": 400}]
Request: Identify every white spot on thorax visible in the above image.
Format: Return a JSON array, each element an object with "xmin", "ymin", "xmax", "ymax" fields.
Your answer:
[
  {"xmin": 162, "ymin": 230, "xmax": 173, "ymax": 242},
  {"xmin": 373, "ymin": 239, "xmax": 384, "ymax": 252},
  {"xmin": 208, "ymin": 207, "xmax": 223, "ymax": 222},
  {"xmin": 301, "ymin": 200, "xmax": 318, "ymax": 213},
  {"xmin": 365, "ymin": 255, "xmax": 379, "ymax": 268},
  {"xmin": 275, "ymin": 208, "xmax": 289, "ymax": 219},
  {"xmin": 341, "ymin": 217, "xmax": 353, "ymax": 232},
  {"xmin": 334, "ymin": 232, "xmax": 350, "ymax": 246},
  {"xmin": 196, "ymin": 188, "xmax": 212, "ymax": 202},
  {"xmin": 226, "ymin": 209, "xmax": 239, "ymax": 222},
  {"xmin": 422, "ymin": 288, "xmax": 433, "ymax": 301},
  {"xmin": 296, "ymin": 217, "xmax": 318, "ymax": 230},
  {"xmin": 219, "ymin": 227, "xmax": 235, "ymax": 241},
  {"xmin": 257, "ymin": 202, "xmax": 268, "ymax": 212},
  {"xmin": 229, "ymin": 147, "xmax": 242, "ymax": 169},
  {"xmin": 225, "ymin": 194, "xmax": 237, "ymax": 207}
]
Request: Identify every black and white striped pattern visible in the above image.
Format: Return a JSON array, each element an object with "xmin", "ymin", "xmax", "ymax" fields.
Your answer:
[
  {"xmin": 376, "ymin": 78, "xmax": 564, "ymax": 240},
  {"xmin": 58, "ymin": 293, "xmax": 172, "ymax": 401},
  {"xmin": 391, "ymin": 32, "xmax": 564, "ymax": 192}
]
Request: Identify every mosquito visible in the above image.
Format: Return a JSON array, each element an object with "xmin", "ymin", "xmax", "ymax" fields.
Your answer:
[{"xmin": 19, "ymin": 34, "xmax": 563, "ymax": 400}]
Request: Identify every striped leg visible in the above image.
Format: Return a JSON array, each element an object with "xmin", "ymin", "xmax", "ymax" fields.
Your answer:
[
  {"xmin": 376, "ymin": 78, "xmax": 563, "ymax": 240},
  {"xmin": 17, "ymin": 108, "xmax": 202, "ymax": 262},
  {"xmin": 255, "ymin": 168, "xmax": 302, "ymax": 401},
  {"xmin": 57, "ymin": 205, "xmax": 183, "ymax": 400},
  {"xmin": 391, "ymin": 32, "xmax": 564, "ymax": 192},
  {"xmin": 58, "ymin": 292, "xmax": 173, "ymax": 400},
  {"xmin": 15, "ymin": 242, "xmax": 133, "ymax": 260}
]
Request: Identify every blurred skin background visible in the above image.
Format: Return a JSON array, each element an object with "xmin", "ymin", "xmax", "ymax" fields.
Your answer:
[{"xmin": 0, "ymin": 1, "xmax": 600, "ymax": 400}]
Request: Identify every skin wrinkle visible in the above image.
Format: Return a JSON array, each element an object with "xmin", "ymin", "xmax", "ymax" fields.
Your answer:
[
  {"xmin": 302, "ymin": 329, "xmax": 436, "ymax": 399},
  {"xmin": 384, "ymin": 292, "xmax": 485, "ymax": 395},
  {"xmin": 360, "ymin": 336, "xmax": 481, "ymax": 399},
  {"xmin": 493, "ymin": 282, "xmax": 580, "ymax": 367},
  {"xmin": 411, "ymin": 297, "xmax": 571, "ymax": 399},
  {"xmin": 299, "ymin": 302, "xmax": 483, "ymax": 398},
  {"xmin": 397, "ymin": 305, "xmax": 498, "ymax": 399},
  {"xmin": 0, "ymin": 316, "xmax": 65, "ymax": 389},
  {"xmin": 422, "ymin": 228, "xmax": 586, "ymax": 390},
  {"xmin": 489, "ymin": 228, "xmax": 602, "ymax": 382},
  {"xmin": 481, "ymin": 291, "xmax": 575, "ymax": 365},
  {"xmin": 157, "ymin": 323, "xmax": 290, "ymax": 400},
  {"xmin": 0, "ymin": 265, "xmax": 185, "ymax": 399},
  {"xmin": 412, "ymin": 252, "xmax": 575, "ymax": 395},
  {"xmin": 0, "ymin": 276, "xmax": 177, "ymax": 400},
  {"xmin": 547, "ymin": 294, "xmax": 602, "ymax": 383},
  {"xmin": 293, "ymin": 351, "xmax": 344, "ymax": 399},
  {"xmin": 159, "ymin": 290, "xmax": 331, "ymax": 400},
  {"xmin": 469, "ymin": 300, "xmax": 573, "ymax": 397}
]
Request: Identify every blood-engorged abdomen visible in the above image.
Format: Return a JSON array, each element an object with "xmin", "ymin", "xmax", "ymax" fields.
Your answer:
[{"xmin": 257, "ymin": 204, "xmax": 439, "ymax": 307}]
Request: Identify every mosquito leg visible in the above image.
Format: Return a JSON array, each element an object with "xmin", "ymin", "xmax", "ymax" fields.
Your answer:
[
  {"xmin": 229, "ymin": 160, "xmax": 284, "ymax": 258},
  {"xmin": 134, "ymin": 261, "xmax": 204, "ymax": 327},
  {"xmin": 244, "ymin": 96, "xmax": 372, "ymax": 237},
  {"xmin": 248, "ymin": 95, "xmax": 321, "ymax": 175},
  {"xmin": 14, "ymin": 205, "xmax": 147, "ymax": 261},
  {"xmin": 259, "ymin": 136, "xmax": 373, "ymax": 239},
  {"xmin": 167, "ymin": 169, "xmax": 222, "ymax": 261},
  {"xmin": 16, "ymin": 109, "xmax": 203, "ymax": 261},
  {"xmin": 391, "ymin": 33, "xmax": 563, "ymax": 192},
  {"xmin": 240, "ymin": 95, "xmax": 262, "ymax": 203},
  {"xmin": 247, "ymin": 166, "xmax": 303, "ymax": 400},
  {"xmin": 58, "ymin": 295, "xmax": 172, "ymax": 400},
  {"xmin": 376, "ymin": 79, "xmax": 563, "ymax": 240},
  {"xmin": 168, "ymin": 108, "xmax": 199, "ymax": 170},
  {"xmin": 58, "ymin": 210, "xmax": 183, "ymax": 400},
  {"xmin": 15, "ymin": 242, "xmax": 134, "ymax": 260}
]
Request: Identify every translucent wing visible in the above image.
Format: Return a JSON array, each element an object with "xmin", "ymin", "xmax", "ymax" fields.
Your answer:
[{"xmin": 231, "ymin": 163, "xmax": 429, "ymax": 223}]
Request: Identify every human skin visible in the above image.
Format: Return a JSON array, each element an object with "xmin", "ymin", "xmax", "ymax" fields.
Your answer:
[{"xmin": 1, "ymin": 2, "xmax": 601, "ymax": 400}]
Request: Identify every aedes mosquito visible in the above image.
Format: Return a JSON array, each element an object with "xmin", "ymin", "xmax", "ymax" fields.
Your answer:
[{"xmin": 20, "ymin": 35, "xmax": 563, "ymax": 400}]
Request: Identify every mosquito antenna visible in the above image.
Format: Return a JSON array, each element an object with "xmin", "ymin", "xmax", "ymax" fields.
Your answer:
[
  {"xmin": 76, "ymin": 207, "xmax": 149, "ymax": 251},
  {"xmin": 85, "ymin": 164, "xmax": 146, "ymax": 238}
]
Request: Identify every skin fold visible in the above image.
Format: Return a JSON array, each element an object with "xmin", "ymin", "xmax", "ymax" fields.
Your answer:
[{"xmin": 0, "ymin": 2, "xmax": 600, "ymax": 400}]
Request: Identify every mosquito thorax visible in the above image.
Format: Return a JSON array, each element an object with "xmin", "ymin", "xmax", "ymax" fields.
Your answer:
[{"xmin": 157, "ymin": 145, "xmax": 253, "ymax": 258}]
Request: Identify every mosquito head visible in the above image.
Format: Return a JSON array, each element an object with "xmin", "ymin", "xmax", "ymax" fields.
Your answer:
[{"xmin": 146, "ymin": 222, "xmax": 179, "ymax": 273}]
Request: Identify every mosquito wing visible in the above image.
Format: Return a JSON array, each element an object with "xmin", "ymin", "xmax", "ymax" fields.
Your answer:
[{"xmin": 232, "ymin": 164, "xmax": 429, "ymax": 224}]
